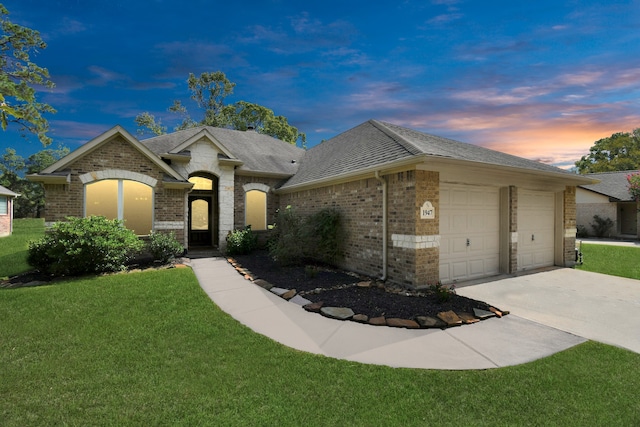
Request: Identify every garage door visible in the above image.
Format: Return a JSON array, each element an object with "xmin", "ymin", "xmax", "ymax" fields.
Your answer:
[
  {"xmin": 439, "ymin": 184, "xmax": 500, "ymax": 283},
  {"xmin": 518, "ymin": 190, "xmax": 555, "ymax": 271}
]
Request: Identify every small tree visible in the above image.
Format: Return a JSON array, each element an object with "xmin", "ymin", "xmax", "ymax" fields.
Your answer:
[{"xmin": 627, "ymin": 171, "xmax": 640, "ymax": 201}]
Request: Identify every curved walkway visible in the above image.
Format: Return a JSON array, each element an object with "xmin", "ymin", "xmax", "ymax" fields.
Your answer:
[{"xmin": 189, "ymin": 257, "xmax": 586, "ymax": 370}]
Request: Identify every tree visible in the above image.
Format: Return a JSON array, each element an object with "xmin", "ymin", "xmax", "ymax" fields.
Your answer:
[
  {"xmin": 575, "ymin": 129, "xmax": 640, "ymax": 174},
  {"xmin": 0, "ymin": 4, "xmax": 56, "ymax": 145},
  {"xmin": 0, "ymin": 145, "xmax": 68, "ymax": 217},
  {"xmin": 135, "ymin": 71, "xmax": 306, "ymax": 146}
]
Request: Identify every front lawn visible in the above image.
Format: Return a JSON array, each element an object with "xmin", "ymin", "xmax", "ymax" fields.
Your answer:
[
  {"xmin": 0, "ymin": 218, "xmax": 44, "ymax": 278},
  {"xmin": 576, "ymin": 242, "xmax": 640, "ymax": 280},
  {"xmin": 1, "ymin": 268, "xmax": 639, "ymax": 426}
]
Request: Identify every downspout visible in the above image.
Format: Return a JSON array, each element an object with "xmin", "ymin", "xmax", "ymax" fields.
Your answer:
[{"xmin": 374, "ymin": 171, "xmax": 388, "ymax": 281}]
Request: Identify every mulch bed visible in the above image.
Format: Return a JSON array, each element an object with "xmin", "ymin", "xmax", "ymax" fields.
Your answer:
[{"xmin": 231, "ymin": 251, "xmax": 497, "ymax": 320}]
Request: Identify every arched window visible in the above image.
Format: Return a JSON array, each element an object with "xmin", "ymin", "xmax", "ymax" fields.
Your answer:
[
  {"xmin": 245, "ymin": 190, "xmax": 267, "ymax": 231},
  {"xmin": 85, "ymin": 179, "xmax": 153, "ymax": 235}
]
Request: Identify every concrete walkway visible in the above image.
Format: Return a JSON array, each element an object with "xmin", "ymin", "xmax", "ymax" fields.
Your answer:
[{"xmin": 189, "ymin": 257, "xmax": 587, "ymax": 370}]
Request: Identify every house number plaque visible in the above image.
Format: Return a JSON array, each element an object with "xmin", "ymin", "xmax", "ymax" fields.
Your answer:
[{"xmin": 420, "ymin": 201, "xmax": 435, "ymax": 219}]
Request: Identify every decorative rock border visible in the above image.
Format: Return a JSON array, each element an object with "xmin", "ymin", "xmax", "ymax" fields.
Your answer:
[{"xmin": 227, "ymin": 257, "xmax": 509, "ymax": 329}]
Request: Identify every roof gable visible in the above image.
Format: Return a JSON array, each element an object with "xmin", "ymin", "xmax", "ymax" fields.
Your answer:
[
  {"xmin": 39, "ymin": 126, "xmax": 185, "ymax": 181},
  {"xmin": 281, "ymin": 120, "xmax": 589, "ymax": 190},
  {"xmin": 141, "ymin": 126, "xmax": 305, "ymax": 176},
  {"xmin": 0, "ymin": 184, "xmax": 19, "ymax": 197},
  {"xmin": 579, "ymin": 170, "xmax": 638, "ymax": 201}
]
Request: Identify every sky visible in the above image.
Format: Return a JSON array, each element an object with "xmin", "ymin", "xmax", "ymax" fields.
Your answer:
[{"xmin": 2, "ymin": 0, "xmax": 640, "ymax": 169}]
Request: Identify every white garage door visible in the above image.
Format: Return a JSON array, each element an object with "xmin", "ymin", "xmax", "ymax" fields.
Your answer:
[
  {"xmin": 439, "ymin": 184, "xmax": 500, "ymax": 283},
  {"xmin": 518, "ymin": 190, "xmax": 555, "ymax": 271}
]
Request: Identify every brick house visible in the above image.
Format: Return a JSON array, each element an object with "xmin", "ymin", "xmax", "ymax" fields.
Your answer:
[
  {"xmin": 28, "ymin": 119, "xmax": 594, "ymax": 287},
  {"xmin": 576, "ymin": 171, "xmax": 640, "ymax": 238},
  {"xmin": 0, "ymin": 184, "xmax": 19, "ymax": 237}
]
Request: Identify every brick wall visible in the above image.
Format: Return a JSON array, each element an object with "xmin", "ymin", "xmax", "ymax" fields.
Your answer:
[
  {"xmin": 43, "ymin": 136, "xmax": 187, "ymax": 243},
  {"xmin": 281, "ymin": 176, "xmax": 384, "ymax": 279},
  {"xmin": 233, "ymin": 175, "xmax": 287, "ymax": 230},
  {"xmin": 281, "ymin": 169, "xmax": 440, "ymax": 287}
]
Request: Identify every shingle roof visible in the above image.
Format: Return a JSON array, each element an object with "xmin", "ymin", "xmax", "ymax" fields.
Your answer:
[
  {"xmin": 281, "ymin": 119, "xmax": 576, "ymax": 189},
  {"xmin": 0, "ymin": 184, "xmax": 19, "ymax": 197},
  {"xmin": 140, "ymin": 126, "xmax": 305, "ymax": 176},
  {"xmin": 579, "ymin": 170, "xmax": 638, "ymax": 201}
]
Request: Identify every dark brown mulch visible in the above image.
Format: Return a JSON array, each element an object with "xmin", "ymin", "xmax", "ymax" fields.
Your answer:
[{"xmin": 232, "ymin": 251, "xmax": 494, "ymax": 320}]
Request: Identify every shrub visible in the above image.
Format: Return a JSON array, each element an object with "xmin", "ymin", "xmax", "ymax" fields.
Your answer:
[
  {"xmin": 268, "ymin": 206, "xmax": 343, "ymax": 266},
  {"xmin": 226, "ymin": 226, "xmax": 258, "ymax": 255},
  {"xmin": 147, "ymin": 231, "xmax": 184, "ymax": 264},
  {"xmin": 27, "ymin": 216, "xmax": 144, "ymax": 276},
  {"xmin": 576, "ymin": 224, "xmax": 589, "ymax": 238},
  {"xmin": 591, "ymin": 215, "xmax": 614, "ymax": 238}
]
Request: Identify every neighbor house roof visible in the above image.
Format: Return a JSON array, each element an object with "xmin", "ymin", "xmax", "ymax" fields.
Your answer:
[
  {"xmin": 280, "ymin": 119, "xmax": 592, "ymax": 190},
  {"xmin": 140, "ymin": 126, "xmax": 306, "ymax": 177},
  {"xmin": 0, "ymin": 184, "xmax": 19, "ymax": 197},
  {"xmin": 579, "ymin": 170, "xmax": 638, "ymax": 201}
]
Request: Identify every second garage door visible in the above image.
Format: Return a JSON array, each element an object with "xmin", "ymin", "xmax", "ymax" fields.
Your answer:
[
  {"xmin": 518, "ymin": 190, "xmax": 555, "ymax": 271},
  {"xmin": 439, "ymin": 184, "xmax": 500, "ymax": 283}
]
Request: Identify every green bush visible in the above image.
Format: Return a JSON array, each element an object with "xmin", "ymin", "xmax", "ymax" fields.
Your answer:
[
  {"xmin": 268, "ymin": 206, "xmax": 343, "ymax": 266},
  {"xmin": 148, "ymin": 231, "xmax": 184, "ymax": 264},
  {"xmin": 27, "ymin": 216, "xmax": 144, "ymax": 276},
  {"xmin": 226, "ymin": 226, "xmax": 258, "ymax": 255},
  {"xmin": 591, "ymin": 215, "xmax": 614, "ymax": 238}
]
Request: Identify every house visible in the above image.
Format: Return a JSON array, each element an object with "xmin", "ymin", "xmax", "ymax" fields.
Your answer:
[
  {"xmin": 576, "ymin": 171, "xmax": 640, "ymax": 238},
  {"xmin": 27, "ymin": 119, "xmax": 594, "ymax": 287},
  {"xmin": 0, "ymin": 184, "xmax": 20, "ymax": 237}
]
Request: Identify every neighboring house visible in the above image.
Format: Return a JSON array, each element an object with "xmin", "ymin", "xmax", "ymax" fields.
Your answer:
[
  {"xmin": 576, "ymin": 171, "xmax": 640, "ymax": 238},
  {"xmin": 0, "ymin": 184, "xmax": 20, "ymax": 237},
  {"xmin": 28, "ymin": 119, "xmax": 593, "ymax": 287}
]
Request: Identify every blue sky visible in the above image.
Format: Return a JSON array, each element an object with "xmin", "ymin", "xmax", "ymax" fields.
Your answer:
[{"xmin": 3, "ymin": 0, "xmax": 640, "ymax": 168}]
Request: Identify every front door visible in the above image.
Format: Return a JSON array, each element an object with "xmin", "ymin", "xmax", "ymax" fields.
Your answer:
[{"xmin": 189, "ymin": 195, "xmax": 212, "ymax": 246}]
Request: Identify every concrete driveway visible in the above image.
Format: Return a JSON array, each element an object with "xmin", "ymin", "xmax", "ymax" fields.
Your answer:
[{"xmin": 457, "ymin": 268, "xmax": 640, "ymax": 354}]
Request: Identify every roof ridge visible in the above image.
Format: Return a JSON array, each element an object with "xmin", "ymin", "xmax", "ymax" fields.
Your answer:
[{"xmin": 370, "ymin": 120, "xmax": 423, "ymax": 156}]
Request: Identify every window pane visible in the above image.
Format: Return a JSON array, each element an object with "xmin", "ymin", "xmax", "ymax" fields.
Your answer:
[
  {"xmin": 246, "ymin": 190, "xmax": 266, "ymax": 230},
  {"xmin": 191, "ymin": 199, "xmax": 209, "ymax": 230},
  {"xmin": 0, "ymin": 196, "xmax": 7, "ymax": 215},
  {"xmin": 86, "ymin": 180, "xmax": 118, "ymax": 219},
  {"xmin": 189, "ymin": 176, "xmax": 212, "ymax": 190},
  {"xmin": 123, "ymin": 180, "xmax": 153, "ymax": 235}
]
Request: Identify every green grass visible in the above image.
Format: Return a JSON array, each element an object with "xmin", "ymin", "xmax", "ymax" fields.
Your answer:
[
  {"xmin": 0, "ymin": 218, "xmax": 44, "ymax": 278},
  {"xmin": 576, "ymin": 243, "xmax": 640, "ymax": 279},
  {"xmin": 1, "ymin": 268, "xmax": 639, "ymax": 426}
]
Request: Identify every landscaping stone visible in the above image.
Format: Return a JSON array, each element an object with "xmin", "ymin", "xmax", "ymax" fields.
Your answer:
[
  {"xmin": 289, "ymin": 295, "xmax": 312, "ymax": 306},
  {"xmin": 457, "ymin": 312, "xmax": 479, "ymax": 324},
  {"xmin": 473, "ymin": 308, "xmax": 496, "ymax": 319},
  {"xmin": 437, "ymin": 310, "xmax": 463, "ymax": 326},
  {"xmin": 416, "ymin": 316, "xmax": 447, "ymax": 328},
  {"xmin": 386, "ymin": 318, "xmax": 420, "ymax": 329},
  {"xmin": 320, "ymin": 306, "xmax": 355, "ymax": 320},
  {"xmin": 281, "ymin": 289, "xmax": 297, "ymax": 300},
  {"xmin": 352, "ymin": 313, "xmax": 369, "ymax": 323},
  {"xmin": 489, "ymin": 307, "xmax": 503, "ymax": 318},
  {"xmin": 253, "ymin": 279, "xmax": 273, "ymax": 290},
  {"xmin": 368, "ymin": 316, "xmax": 387, "ymax": 326},
  {"xmin": 269, "ymin": 287, "xmax": 289, "ymax": 296},
  {"xmin": 357, "ymin": 281, "xmax": 372, "ymax": 288},
  {"xmin": 303, "ymin": 301, "xmax": 324, "ymax": 312}
]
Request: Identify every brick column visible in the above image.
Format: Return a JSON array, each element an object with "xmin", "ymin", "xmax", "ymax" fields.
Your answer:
[
  {"xmin": 563, "ymin": 186, "xmax": 577, "ymax": 267},
  {"xmin": 508, "ymin": 185, "xmax": 518, "ymax": 274}
]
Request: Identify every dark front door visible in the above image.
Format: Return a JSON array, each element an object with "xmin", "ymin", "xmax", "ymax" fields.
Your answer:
[{"xmin": 189, "ymin": 195, "xmax": 212, "ymax": 246}]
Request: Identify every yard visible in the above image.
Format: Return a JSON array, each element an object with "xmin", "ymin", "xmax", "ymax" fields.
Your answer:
[{"xmin": 1, "ymin": 221, "xmax": 639, "ymax": 425}]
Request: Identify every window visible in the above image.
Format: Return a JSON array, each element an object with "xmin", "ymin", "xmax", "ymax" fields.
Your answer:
[
  {"xmin": 245, "ymin": 190, "xmax": 266, "ymax": 230},
  {"xmin": 85, "ymin": 179, "xmax": 153, "ymax": 235},
  {"xmin": 0, "ymin": 196, "xmax": 7, "ymax": 215}
]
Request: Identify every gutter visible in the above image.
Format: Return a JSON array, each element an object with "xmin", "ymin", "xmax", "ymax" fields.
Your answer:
[{"xmin": 374, "ymin": 171, "xmax": 388, "ymax": 281}]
